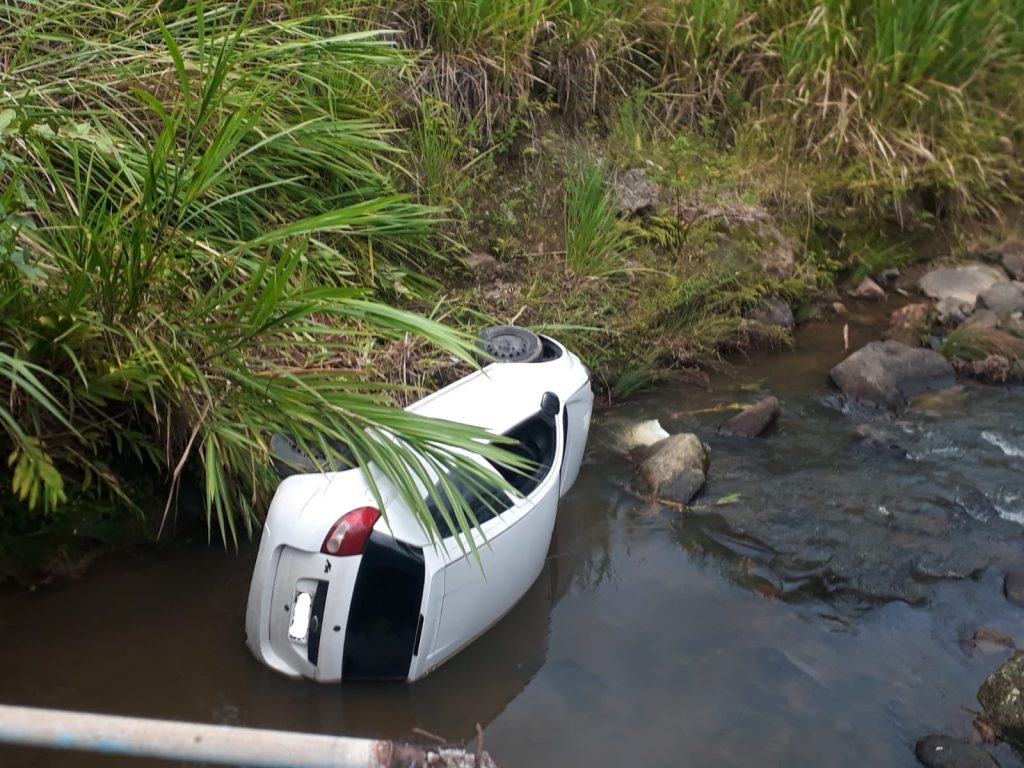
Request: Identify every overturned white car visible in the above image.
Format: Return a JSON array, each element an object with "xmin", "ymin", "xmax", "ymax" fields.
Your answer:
[{"xmin": 245, "ymin": 327, "xmax": 593, "ymax": 682}]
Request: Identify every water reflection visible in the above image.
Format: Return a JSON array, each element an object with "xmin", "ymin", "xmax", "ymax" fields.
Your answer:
[{"xmin": 1, "ymin": 306, "xmax": 1023, "ymax": 768}]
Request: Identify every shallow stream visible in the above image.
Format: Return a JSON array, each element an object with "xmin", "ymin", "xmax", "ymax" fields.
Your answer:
[{"xmin": 1, "ymin": 302, "xmax": 1022, "ymax": 767}]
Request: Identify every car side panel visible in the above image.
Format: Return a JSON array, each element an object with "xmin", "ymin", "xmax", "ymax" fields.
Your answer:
[
  {"xmin": 559, "ymin": 382, "xmax": 594, "ymax": 497},
  {"xmin": 425, "ymin": 484, "xmax": 559, "ymax": 672}
]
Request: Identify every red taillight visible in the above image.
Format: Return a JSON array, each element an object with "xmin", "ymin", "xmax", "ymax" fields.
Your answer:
[{"xmin": 321, "ymin": 506, "xmax": 381, "ymax": 556}]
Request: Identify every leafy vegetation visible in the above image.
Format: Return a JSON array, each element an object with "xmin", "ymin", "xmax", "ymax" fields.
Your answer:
[
  {"xmin": 564, "ymin": 160, "xmax": 630, "ymax": 277},
  {"xmin": 0, "ymin": 1, "xmax": 524, "ymax": 564},
  {"xmin": 1, "ymin": 0, "xmax": 1022, "ymax": 571}
]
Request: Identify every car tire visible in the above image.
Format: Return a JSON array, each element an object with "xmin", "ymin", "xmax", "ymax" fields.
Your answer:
[{"xmin": 478, "ymin": 325, "xmax": 543, "ymax": 363}]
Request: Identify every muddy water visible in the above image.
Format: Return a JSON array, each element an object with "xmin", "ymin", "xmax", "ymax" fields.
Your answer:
[{"xmin": 1, "ymin": 303, "xmax": 1023, "ymax": 768}]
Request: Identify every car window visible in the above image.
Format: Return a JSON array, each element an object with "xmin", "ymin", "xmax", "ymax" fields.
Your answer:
[
  {"xmin": 425, "ymin": 464, "xmax": 511, "ymax": 539},
  {"xmin": 426, "ymin": 410, "xmax": 558, "ymax": 539},
  {"xmin": 491, "ymin": 412, "xmax": 557, "ymax": 497}
]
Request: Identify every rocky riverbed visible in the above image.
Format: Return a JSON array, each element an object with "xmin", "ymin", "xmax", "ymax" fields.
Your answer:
[{"xmin": 606, "ymin": 265, "xmax": 1024, "ymax": 766}]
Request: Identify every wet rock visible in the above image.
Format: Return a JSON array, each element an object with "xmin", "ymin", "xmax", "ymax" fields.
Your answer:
[
  {"xmin": 746, "ymin": 297, "xmax": 795, "ymax": 329},
  {"xmin": 719, "ymin": 396, "xmax": 780, "ymax": 437},
  {"xmin": 914, "ymin": 735, "xmax": 1000, "ymax": 768},
  {"xmin": 919, "ymin": 264, "xmax": 1008, "ymax": 306},
  {"xmin": 977, "ymin": 652, "xmax": 1024, "ymax": 748},
  {"xmin": 946, "ymin": 326, "xmax": 1024, "ymax": 382},
  {"xmin": 855, "ymin": 421, "xmax": 909, "ymax": 456},
  {"xmin": 979, "ymin": 283, "xmax": 1024, "ymax": 316},
  {"xmin": 1004, "ymin": 569, "xmax": 1024, "ymax": 607},
  {"xmin": 849, "ymin": 276, "xmax": 886, "ymax": 300},
  {"xmin": 936, "ymin": 296, "xmax": 973, "ymax": 327},
  {"xmin": 832, "ymin": 302, "xmax": 849, "ymax": 317},
  {"xmin": 910, "ymin": 386, "xmax": 966, "ymax": 415},
  {"xmin": 956, "ymin": 488, "xmax": 997, "ymax": 522},
  {"xmin": 1004, "ymin": 253, "xmax": 1024, "ymax": 281},
  {"xmin": 976, "ymin": 240, "xmax": 1024, "ymax": 280},
  {"xmin": 611, "ymin": 419, "xmax": 670, "ymax": 455},
  {"xmin": 637, "ymin": 433, "xmax": 708, "ymax": 504},
  {"xmin": 613, "ymin": 167, "xmax": 658, "ymax": 216},
  {"xmin": 955, "ymin": 354, "xmax": 1014, "ymax": 385},
  {"xmin": 830, "ymin": 341, "xmax": 956, "ymax": 410},
  {"xmin": 462, "ymin": 251, "xmax": 498, "ymax": 276},
  {"xmin": 968, "ymin": 627, "xmax": 1016, "ymax": 654},
  {"xmin": 963, "ymin": 310, "xmax": 1000, "ymax": 331},
  {"xmin": 885, "ymin": 303, "xmax": 930, "ymax": 346},
  {"xmin": 880, "ymin": 267, "xmax": 901, "ymax": 284}
]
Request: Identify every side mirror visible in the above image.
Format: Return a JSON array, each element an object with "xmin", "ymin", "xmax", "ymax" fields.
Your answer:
[{"xmin": 540, "ymin": 392, "xmax": 560, "ymax": 418}]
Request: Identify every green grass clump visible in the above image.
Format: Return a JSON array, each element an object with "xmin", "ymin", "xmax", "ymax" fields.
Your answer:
[
  {"xmin": 564, "ymin": 161, "xmax": 631, "ymax": 277},
  {"xmin": 0, "ymin": 1, "xmax": 526, "ymax": 553}
]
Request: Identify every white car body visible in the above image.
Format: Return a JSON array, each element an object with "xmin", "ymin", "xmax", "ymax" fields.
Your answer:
[{"xmin": 245, "ymin": 334, "xmax": 593, "ymax": 682}]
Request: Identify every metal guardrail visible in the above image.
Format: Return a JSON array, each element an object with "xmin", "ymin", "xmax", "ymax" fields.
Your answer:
[{"xmin": 0, "ymin": 704, "xmax": 495, "ymax": 767}]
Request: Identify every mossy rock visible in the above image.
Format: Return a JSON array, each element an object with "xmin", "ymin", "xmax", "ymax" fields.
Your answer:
[
  {"xmin": 978, "ymin": 651, "xmax": 1024, "ymax": 749},
  {"xmin": 945, "ymin": 325, "xmax": 1024, "ymax": 379}
]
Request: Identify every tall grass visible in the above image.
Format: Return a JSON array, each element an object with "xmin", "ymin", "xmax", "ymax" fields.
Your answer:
[
  {"xmin": 391, "ymin": 0, "xmax": 1024, "ymax": 198},
  {"xmin": 766, "ymin": 0, "xmax": 1024, "ymax": 175},
  {"xmin": 0, "ymin": 1, "xmax": 524, "ymax": 550},
  {"xmin": 564, "ymin": 161, "xmax": 630, "ymax": 277}
]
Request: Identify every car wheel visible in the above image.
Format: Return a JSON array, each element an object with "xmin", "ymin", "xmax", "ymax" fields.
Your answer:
[{"xmin": 478, "ymin": 325, "xmax": 543, "ymax": 363}]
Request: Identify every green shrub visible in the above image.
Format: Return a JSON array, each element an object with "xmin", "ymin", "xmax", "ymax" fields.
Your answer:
[{"xmin": 0, "ymin": 1, "xmax": 523, "ymax": 548}]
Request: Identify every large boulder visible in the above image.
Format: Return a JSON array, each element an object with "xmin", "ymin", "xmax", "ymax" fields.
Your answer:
[
  {"xmin": 919, "ymin": 264, "xmax": 1008, "ymax": 306},
  {"xmin": 719, "ymin": 396, "xmax": 780, "ymax": 437},
  {"xmin": 979, "ymin": 283, "xmax": 1024, "ymax": 316},
  {"xmin": 978, "ymin": 652, "xmax": 1024, "ymax": 748},
  {"xmin": 914, "ymin": 735, "xmax": 1000, "ymax": 768},
  {"xmin": 637, "ymin": 433, "xmax": 708, "ymax": 504},
  {"xmin": 829, "ymin": 341, "xmax": 956, "ymax": 410}
]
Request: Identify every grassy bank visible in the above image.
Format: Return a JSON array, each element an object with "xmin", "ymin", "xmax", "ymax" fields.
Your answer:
[{"xmin": 1, "ymin": 0, "xmax": 1022, "ymax": 575}]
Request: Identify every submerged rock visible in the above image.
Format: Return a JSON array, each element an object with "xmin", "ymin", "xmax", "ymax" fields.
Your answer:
[
  {"xmin": 855, "ymin": 421, "xmax": 909, "ymax": 457},
  {"xmin": 637, "ymin": 433, "xmax": 708, "ymax": 504},
  {"xmin": 718, "ymin": 396, "xmax": 780, "ymax": 437},
  {"xmin": 977, "ymin": 652, "xmax": 1024, "ymax": 748},
  {"xmin": 746, "ymin": 297, "xmax": 795, "ymax": 329},
  {"xmin": 613, "ymin": 167, "xmax": 658, "ymax": 216},
  {"xmin": 1004, "ymin": 569, "xmax": 1024, "ymax": 607},
  {"xmin": 968, "ymin": 628, "xmax": 1017, "ymax": 654},
  {"xmin": 914, "ymin": 735, "xmax": 1000, "ymax": 768},
  {"xmin": 829, "ymin": 341, "xmax": 956, "ymax": 410},
  {"xmin": 919, "ymin": 264, "xmax": 1008, "ymax": 306}
]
